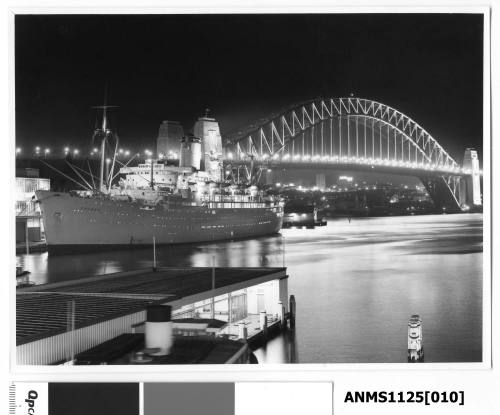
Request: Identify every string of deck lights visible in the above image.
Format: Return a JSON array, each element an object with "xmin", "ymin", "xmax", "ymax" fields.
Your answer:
[
  {"xmin": 14, "ymin": 146, "xmax": 180, "ymax": 160},
  {"xmin": 15, "ymin": 145, "xmax": 480, "ymax": 176},
  {"xmin": 231, "ymin": 152, "xmax": 478, "ymax": 175}
]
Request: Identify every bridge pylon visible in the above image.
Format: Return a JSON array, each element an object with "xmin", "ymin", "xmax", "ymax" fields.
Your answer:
[{"xmin": 459, "ymin": 148, "xmax": 482, "ymax": 210}]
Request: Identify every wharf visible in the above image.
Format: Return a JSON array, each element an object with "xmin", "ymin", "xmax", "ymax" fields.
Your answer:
[
  {"xmin": 220, "ymin": 313, "xmax": 289, "ymax": 347},
  {"xmin": 16, "ymin": 241, "xmax": 47, "ymax": 254},
  {"xmin": 16, "ymin": 266, "xmax": 288, "ymax": 365}
]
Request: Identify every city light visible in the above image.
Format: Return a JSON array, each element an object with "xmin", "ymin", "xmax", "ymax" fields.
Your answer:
[
  {"xmin": 238, "ymin": 151, "xmax": 465, "ymax": 175},
  {"xmin": 14, "ymin": 141, "xmax": 467, "ymax": 177}
]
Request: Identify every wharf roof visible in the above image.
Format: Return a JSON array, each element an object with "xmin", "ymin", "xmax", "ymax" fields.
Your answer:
[
  {"xmin": 17, "ymin": 267, "xmax": 286, "ymax": 346},
  {"xmin": 75, "ymin": 333, "xmax": 247, "ymax": 365}
]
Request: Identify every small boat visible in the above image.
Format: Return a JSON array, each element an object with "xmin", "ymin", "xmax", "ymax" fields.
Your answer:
[{"xmin": 16, "ymin": 266, "xmax": 35, "ymax": 288}]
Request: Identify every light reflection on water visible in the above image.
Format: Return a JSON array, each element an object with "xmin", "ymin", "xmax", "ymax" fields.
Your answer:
[{"xmin": 17, "ymin": 213, "xmax": 483, "ymax": 363}]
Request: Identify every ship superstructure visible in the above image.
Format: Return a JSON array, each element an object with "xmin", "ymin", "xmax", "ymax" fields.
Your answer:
[{"xmin": 36, "ymin": 106, "xmax": 284, "ymax": 253}]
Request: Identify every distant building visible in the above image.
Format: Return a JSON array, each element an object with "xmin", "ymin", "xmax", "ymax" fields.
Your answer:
[
  {"xmin": 15, "ymin": 168, "xmax": 50, "ymax": 243},
  {"xmin": 156, "ymin": 120, "xmax": 184, "ymax": 159},
  {"xmin": 193, "ymin": 114, "xmax": 223, "ymax": 178}
]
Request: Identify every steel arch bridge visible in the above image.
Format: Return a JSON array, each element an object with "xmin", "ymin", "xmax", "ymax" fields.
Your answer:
[{"xmin": 223, "ymin": 97, "xmax": 479, "ymax": 212}]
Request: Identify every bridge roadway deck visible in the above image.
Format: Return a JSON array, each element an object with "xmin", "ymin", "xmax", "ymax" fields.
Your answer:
[{"xmin": 224, "ymin": 160, "xmax": 466, "ymax": 177}]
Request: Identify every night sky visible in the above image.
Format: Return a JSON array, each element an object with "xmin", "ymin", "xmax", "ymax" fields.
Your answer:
[{"xmin": 15, "ymin": 14, "xmax": 484, "ymax": 161}]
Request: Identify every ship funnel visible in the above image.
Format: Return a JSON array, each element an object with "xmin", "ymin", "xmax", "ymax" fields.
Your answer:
[
  {"xmin": 180, "ymin": 135, "xmax": 202, "ymax": 170},
  {"xmin": 145, "ymin": 304, "xmax": 173, "ymax": 356}
]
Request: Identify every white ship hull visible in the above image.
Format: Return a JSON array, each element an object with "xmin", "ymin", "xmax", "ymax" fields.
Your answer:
[{"xmin": 36, "ymin": 191, "xmax": 283, "ymax": 253}]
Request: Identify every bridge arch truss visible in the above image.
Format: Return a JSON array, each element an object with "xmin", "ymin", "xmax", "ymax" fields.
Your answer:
[{"xmin": 228, "ymin": 97, "xmax": 460, "ymax": 174}]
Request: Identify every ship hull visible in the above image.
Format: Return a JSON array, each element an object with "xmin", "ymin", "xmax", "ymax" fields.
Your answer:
[{"xmin": 36, "ymin": 191, "xmax": 283, "ymax": 254}]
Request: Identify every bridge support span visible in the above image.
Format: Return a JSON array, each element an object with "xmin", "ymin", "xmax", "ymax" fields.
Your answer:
[
  {"xmin": 419, "ymin": 175, "xmax": 462, "ymax": 213},
  {"xmin": 315, "ymin": 173, "xmax": 326, "ymax": 190}
]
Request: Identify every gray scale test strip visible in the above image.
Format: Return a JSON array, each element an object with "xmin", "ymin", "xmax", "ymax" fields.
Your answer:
[
  {"xmin": 144, "ymin": 383, "xmax": 235, "ymax": 415},
  {"xmin": 9, "ymin": 382, "xmax": 334, "ymax": 415}
]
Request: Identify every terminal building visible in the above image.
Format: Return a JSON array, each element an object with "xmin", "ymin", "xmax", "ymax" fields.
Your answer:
[
  {"xmin": 16, "ymin": 267, "xmax": 290, "ymax": 365},
  {"xmin": 15, "ymin": 168, "xmax": 50, "ymax": 243},
  {"xmin": 193, "ymin": 114, "xmax": 223, "ymax": 178}
]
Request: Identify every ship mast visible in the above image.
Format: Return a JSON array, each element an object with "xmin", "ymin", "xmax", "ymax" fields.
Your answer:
[
  {"xmin": 150, "ymin": 157, "xmax": 155, "ymax": 189},
  {"xmin": 92, "ymin": 89, "xmax": 118, "ymax": 193},
  {"xmin": 99, "ymin": 103, "xmax": 108, "ymax": 192}
]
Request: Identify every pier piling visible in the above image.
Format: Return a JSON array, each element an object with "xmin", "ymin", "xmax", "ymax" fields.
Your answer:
[
  {"xmin": 289, "ymin": 295, "xmax": 296, "ymax": 329},
  {"xmin": 238, "ymin": 322, "xmax": 247, "ymax": 340},
  {"xmin": 278, "ymin": 300, "xmax": 286, "ymax": 328},
  {"xmin": 152, "ymin": 236, "xmax": 157, "ymax": 271},
  {"xmin": 259, "ymin": 310, "xmax": 267, "ymax": 330},
  {"xmin": 25, "ymin": 224, "xmax": 30, "ymax": 255},
  {"xmin": 263, "ymin": 315, "xmax": 268, "ymax": 339}
]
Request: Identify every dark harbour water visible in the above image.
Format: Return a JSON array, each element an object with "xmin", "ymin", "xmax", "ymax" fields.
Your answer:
[{"xmin": 17, "ymin": 213, "xmax": 483, "ymax": 363}]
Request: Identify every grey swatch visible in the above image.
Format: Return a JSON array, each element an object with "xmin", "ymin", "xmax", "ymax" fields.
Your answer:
[{"xmin": 144, "ymin": 383, "xmax": 234, "ymax": 415}]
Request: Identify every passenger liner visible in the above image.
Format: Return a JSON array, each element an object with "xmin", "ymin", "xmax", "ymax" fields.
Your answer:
[{"xmin": 35, "ymin": 107, "xmax": 283, "ymax": 253}]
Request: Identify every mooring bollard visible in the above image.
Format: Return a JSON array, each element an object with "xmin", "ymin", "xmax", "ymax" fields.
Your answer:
[
  {"xmin": 289, "ymin": 295, "xmax": 296, "ymax": 329},
  {"xmin": 407, "ymin": 314, "xmax": 424, "ymax": 362},
  {"xmin": 238, "ymin": 322, "xmax": 247, "ymax": 340},
  {"xmin": 259, "ymin": 310, "xmax": 267, "ymax": 330}
]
